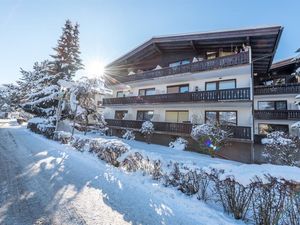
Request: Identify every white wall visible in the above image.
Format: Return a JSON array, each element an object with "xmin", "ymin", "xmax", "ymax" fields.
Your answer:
[
  {"xmin": 107, "ymin": 64, "xmax": 252, "ymax": 98},
  {"xmin": 104, "ymin": 102, "xmax": 252, "ymax": 127}
]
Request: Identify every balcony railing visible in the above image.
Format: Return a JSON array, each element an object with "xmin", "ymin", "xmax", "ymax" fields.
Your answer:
[
  {"xmin": 105, "ymin": 119, "xmax": 252, "ymax": 140},
  {"xmin": 254, "ymin": 110, "xmax": 300, "ymax": 120},
  {"xmin": 254, "ymin": 83, "xmax": 300, "ymax": 95},
  {"xmin": 114, "ymin": 51, "xmax": 250, "ymax": 83},
  {"xmin": 103, "ymin": 88, "xmax": 251, "ymax": 105}
]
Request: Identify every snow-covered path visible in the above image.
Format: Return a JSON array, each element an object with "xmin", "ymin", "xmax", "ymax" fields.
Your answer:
[{"xmin": 0, "ymin": 120, "xmax": 242, "ymax": 225}]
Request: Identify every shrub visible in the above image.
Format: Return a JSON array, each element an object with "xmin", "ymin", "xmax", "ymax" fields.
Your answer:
[
  {"xmin": 70, "ymin": 135, "xmax": 90, "ymax": 151},
  {"xmin": 140, "ymin": 121, "xmax": 154, "ymax": 144},
  {"xmin": 262, "ymin": 131, "xmax": 300, "ymax": 166},
  {"xmin": 121, "ymin": 152, "xmax": 163, "ymax": 180},
  {"xmin": 27, "ymin": 117, "xmax": 55, "ymax": 139},
  {"xmin": 169, "ymin": 137, "xmax": 188, "ymax": 150},
  {"xmin": 122, "ymin": 129, "xmax": 135, "ymax": 140},
  {"xmin": 53, "ymin": 131, "xmax": 72, "ymax": 144},
  {"xmin": 251, "ymin": 176, "xmax": 288, "ymax": 225},
  {"xmin": 191, "ymin": 123, "xmax": 229, "ymax": 157},
  {"xmin": 212, "ymin": 176, "xmax": 256, "ymax": 220},
  {"xmin": 89, "ymin": 138, "xmax": 130, "ymax": 166}
]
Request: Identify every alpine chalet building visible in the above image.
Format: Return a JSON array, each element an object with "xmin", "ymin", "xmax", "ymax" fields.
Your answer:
[{"xmin": 101, "ymin": 26, "xmax": 300, "ymax": 162}]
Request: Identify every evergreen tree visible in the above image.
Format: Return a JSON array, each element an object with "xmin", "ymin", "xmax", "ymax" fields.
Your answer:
[
  {"xmin": 22, "ymin": 60, "xmax": 59, "ymax": 118},
  {"xmin": 49, "ymin": 20, "xmax": 83, "ymax": 81}
]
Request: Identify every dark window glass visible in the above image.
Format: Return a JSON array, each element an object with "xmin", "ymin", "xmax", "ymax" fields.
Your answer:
[
  {"xmin": 179, "ymin": 85, "xmax": 189, "ymax": 93},
  {"xmin": 206, "ymin": 82, "xmax": 217, "ymax": 91},
  {"xmin": 205, "ymin": 111, "xmax": 237, "ymax": 125},
  {"xmin": 219, "ymin": 111, "xmax": 237, "ymax": 125},
  {"xmin": 205, "ymin": 79, "xmax": 236, "ymax": 91},
  {"xmin": 219, "ymin": 80, "xmax": 236, "ymax": 90},
  {"xmin": 275, "ymin": 101, "xmax": 287, "ymax": 110},
  {"xmin": 138, "ymin": 88, "xmax": 155, "ymax": 96},
  {"xmin": 205, "ymin": 112, "xmax": 217, "ymax": 124},
  {"xmin": 169, "ymin": 59, "xmax": 190, "ymax": 67},
  {"xmin": 115, "ymin": 110, "xmax": 128, "ymax": 120},
  {"xmin": 258, "ymin": 101, "xmax": 287, "ymax": 110},
  {"xmin": 167, "ymin": 84, "xmax": 189, "ymax": 94},
  {"xmin": 116, "ymin": 91, "xmax": 124, "ymax": 98},
  {"xmin": 137, "ymin": 111, "xmax": 154, "ymax": 121},
  {"xmin": 258, "ymin": 101, "xmax": 275, "ymax": 110}
]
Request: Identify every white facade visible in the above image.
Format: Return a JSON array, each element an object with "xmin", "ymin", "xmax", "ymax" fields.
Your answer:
[{"xmin": 104, "ymin": 64, "xmax": 253, "ymax": 132}]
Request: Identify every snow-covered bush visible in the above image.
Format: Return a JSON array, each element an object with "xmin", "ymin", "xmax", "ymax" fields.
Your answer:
[
  {"xmin": 191, "ymin": 124, "xmax": 229, "ymax": 157},
  {"xmin": 251, "ymin": 176, "xmax": 288, "ymax": 225},
  {"xmin": 212, "ymin": 176, "xmax": 256, "ymax": 220},
  {"xmin": 169, "ymin": 137, "xmax": 188, "ymax": 150},
  {"xmin": 27, "ymin": 117, "xmax": 55, "ymax": 139},
  {"xmin": 122, "ymin": 129, "xmax": 135, "ymax": 140},
  {"xmin": 53, "ymin": 131, "xmax": 72, "ymax": 144},
  {"xmin": 140, "ymin": 121, "xmax": 154, "ymax": 144},
  {"xmin": 89, "ymin": 138, "xmax": 130, "ymax": 166},
  {"xmin": 284, "ymin": 183, "xmax": 300, "ymax": 225},
  {"xmin": 262, "ymin": 131, "xmax": 300, "ymax": 166},
  {"xmin": 70, "ymin": 135, "xmax": 91, "ymax": 151},
  {"xmin": 121, "ymin": 152, "xmax": 163, "ymax": 180}
]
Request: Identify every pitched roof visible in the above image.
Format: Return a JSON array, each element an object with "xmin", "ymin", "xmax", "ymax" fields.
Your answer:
[{"xmin": 106, "ymin": 25, "xmax": 283, "ymax": 75}]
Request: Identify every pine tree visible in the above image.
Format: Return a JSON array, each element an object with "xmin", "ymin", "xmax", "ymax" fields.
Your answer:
[
  {"xmin": 22, "ymin": 60, "xmax": 59, "ymax": 118},
  {"xmin": 49, "ymin": 20, "xmax": 83, "ymax": 81}
]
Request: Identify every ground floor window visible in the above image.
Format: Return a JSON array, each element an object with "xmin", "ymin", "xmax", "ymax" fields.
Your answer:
[
  {"xmin": 115, "ymin": 110, "xmax": 128, "ymax": 120},
  {"xmin": 258, "ymin": 123, "xmax": 289, "ymax": 135},
  {"xmin": 137, "ymin": 110, "xmax": 154, "ymax": 121},
  {"xmin": 257, "ymin": 100, "xmax": 287, "ymax": 110},
  {"xmin": 205, "ymin": 111, "xmax": 237, "ymax": 126},
  {"xmin": 165, "ymin": 110, "xmax": 189, "ymax": 123}
]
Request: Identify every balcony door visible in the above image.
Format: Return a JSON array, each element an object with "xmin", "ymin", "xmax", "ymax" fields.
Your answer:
[{"xmin": 165, "ymin": 110, "xmax": 189, "ymax": 123}]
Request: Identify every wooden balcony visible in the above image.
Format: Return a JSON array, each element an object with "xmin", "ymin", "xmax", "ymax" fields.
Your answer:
[
  {"xmin": 114, "ymin": 51, "xmax": 250, "ymax": 83},
  {"xmin": 254, "ymin": 110, "xmax": 300, "ymax": 120},
  {"xmin": 105, "ymin": 119, "xmax": 252, "ymax": 140},
  {"xmin": 254, "ymin": 83, "xmax": 300, "ymax": 95},
  {"xmin": 103, "ymin": 88, "xmax": 251, "ymax": 105}
]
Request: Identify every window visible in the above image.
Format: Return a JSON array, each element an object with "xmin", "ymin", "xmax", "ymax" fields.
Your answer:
[
  {"xmin": 115, "ymin": 110, "xmax": 128, "ymax": 120},
  {"xmin": 206, "ymin": 51, "xmax": 217, "ymax": 59},
  {"xmin": 169, "ymin": 59, "xmax": 190, "ymax": 67},
  {"xmin": 205, "ymin": 79, "xmax": 236, "ymax": 91},
  {"xmin": 137, "ymin": 110, "xmax": 154, "ymax": 121},
  {"xmin": 116, "ymin": 91, "xmax": 125, "ymax": 98},
  {"xmin": 167, "ymin": 84, "xmax": 189, "ymax": 94},
  {"xmin": 165, "ymin": 110, "xmax": 189, "ymax": 123},
  {"xmin": 138, "ymin": 88, "xmax": 155, "ymax": 96},
  {"xmin": 258, "ymin": 124, "xmax": 289, "ymax": 135},
  {"xmin": 205, "ymin": 111, "xmax": 237, "ymax": 126},
  {"xmin": 258, "ymin": 101, "xmax": 287, "ymax": 110}
]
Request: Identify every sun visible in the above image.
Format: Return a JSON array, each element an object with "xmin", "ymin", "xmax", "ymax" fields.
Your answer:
[{"xmin": 86, "ymin": 60, "xmax": 106, "ymax": 78}]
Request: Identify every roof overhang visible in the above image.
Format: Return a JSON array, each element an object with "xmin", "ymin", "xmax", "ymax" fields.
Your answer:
[{"xmin": 106, "ymin": 26, "xmax": 283, "ymax": 76}]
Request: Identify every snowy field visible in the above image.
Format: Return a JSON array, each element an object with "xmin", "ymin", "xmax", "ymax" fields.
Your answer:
[{"xmin": 0, "ymin": 120, "xmax": 244, "ymax": 225}]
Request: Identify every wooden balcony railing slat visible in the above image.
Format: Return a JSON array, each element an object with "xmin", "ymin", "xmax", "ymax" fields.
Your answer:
[
  {"xmin": 103, "ymin": 88, "xmax": 251, "ymax": 105},
  {"xmin": 114, "ymin": 52, "xmax": 249, "ymax": 83},
  {"xmin": 105, "ymin": 119, "xmax": 251, "ymax": 140},
  {"xmin": 254, "ymin": 110, "xmax": 300, "ymax": 120},
  {"xmin": 254, "ymin": 83, "xmax": 300, "ymax": 95}
]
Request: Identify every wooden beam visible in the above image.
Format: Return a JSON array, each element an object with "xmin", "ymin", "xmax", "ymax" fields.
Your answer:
[
  {"xmin": 153, "ymin": 43, "xmax": 162, "ymax": 54},
  {"xmin": 190, "ymin": 40, "xmax": 200, "ymax": 54}
]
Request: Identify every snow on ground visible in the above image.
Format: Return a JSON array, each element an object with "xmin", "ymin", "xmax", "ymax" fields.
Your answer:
[
  {"xmin": 0, "ymin": 120, "xmax": 243, "ymax": 225},
  {"xmin": 103, "ymin": 135, "xmax": 300, "ymax": 185}
]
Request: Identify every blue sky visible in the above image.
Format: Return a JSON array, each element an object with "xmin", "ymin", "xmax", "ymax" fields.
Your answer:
[{"xmin": 0, "ymin": 0, "xmax": 299, "ymax": 84}]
